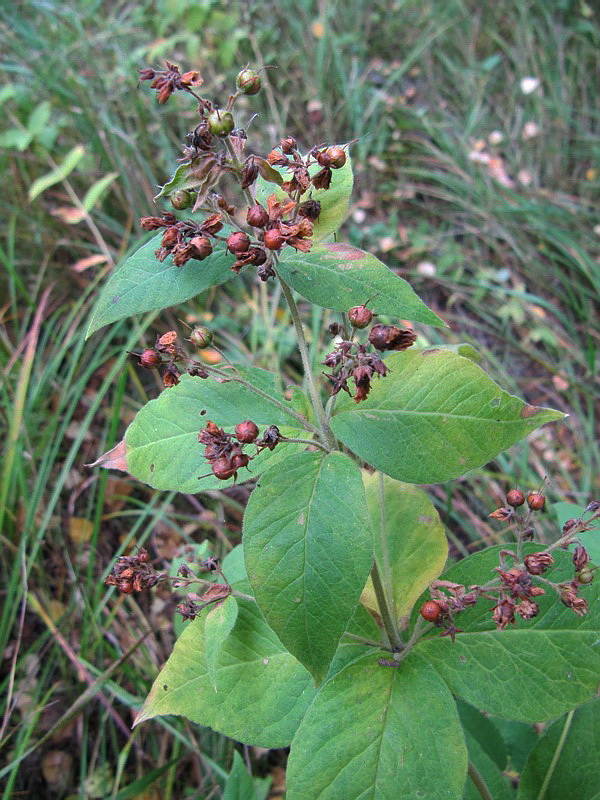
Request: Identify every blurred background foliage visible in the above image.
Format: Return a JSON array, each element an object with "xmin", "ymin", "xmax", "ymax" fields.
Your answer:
[{"xmin": 1, "ymin": 0, "xmax": 598, "ymax": 796}]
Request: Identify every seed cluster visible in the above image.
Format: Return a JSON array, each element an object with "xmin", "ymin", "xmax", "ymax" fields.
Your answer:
[
  {"xmin": 421, "ymin": 497, "xmax": 599, "ymax": 639},
  {"xmin": 323, "ymin": 311, "xmax": 416, "ymax": 403},
  {"xmin": 104, "ymin": 548, "xmax": 160, "ymax": 594},
  {"xmin": 198, "ymin": 419, "xmax": 281, "ymax": 481},
  {"xmin": 138, "ymin": 63, "xmax": 348, "ymax": 282},
  {"xmin": 135, "ymin": 330, "xmax": 210, "ymax": 388}
]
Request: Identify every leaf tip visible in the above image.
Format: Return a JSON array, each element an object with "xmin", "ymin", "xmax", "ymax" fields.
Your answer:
[{"xmin": 86, "ymin": 439, "xmax": 128, "ymax": 472}]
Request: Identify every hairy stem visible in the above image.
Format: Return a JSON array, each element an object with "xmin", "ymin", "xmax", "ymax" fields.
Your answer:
[
  {"xmin": 371, "ymin": 559, "xmax": 404, "ymax": 651},
  {"xmin": 278, "ymin": 277, "xmax": 335, "ymax": 450},
  {"xmin": 467, "ymin": 761, "xmax": 494, "ymax": 800}
]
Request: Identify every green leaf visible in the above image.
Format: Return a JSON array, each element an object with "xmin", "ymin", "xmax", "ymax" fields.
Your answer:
[
  {"xmin": 222, "ymin": 751, "xmax": 269, "ymax": 800},
  {"xmin": 134, "ymin": 596, "xmax": 316, "ymax": 748},
  {"xmin": 255, "ymin": 150, "xmax": 353, "ymax": 243},
  {"xmin": 517, "ymin": 699, "xmax": 600, "ymax": 800},
  {"xmin": 243, "ymin": 452, "xmax": 373, "ymax": 683},
  {"xmin": 154, "ymin": 161, "xmax": 217, "ymax": 200},
  {"xmin": 28, "ymin": 144, "xmax": 85, "ymax": 200},
  {"xmin": 286, "ymin": 652, "xmax": 467, "ymax": 800},
  {"xmin": 419, "ymin": 631, "xmax": 600, "ymax": 723},
  {"xmin": 0, "ymin": 128, "xmax": 33, "ymax": 151},
  {"xmin": 26, "ymin": 101, "xmax": 52, "ymax": 139},
  {"xmin": 277, "ymin": 243, "xmax": 444, "ymax": 325},
  {"xmin": 360, "ymin": 473, "xmax": 447, "ymax": 622},
  {"xmin": 82, "ymin": 172, "xmax": 119, "ymax": 212},
  {"xmin": 204, "ymin": 595, "xmax": 238, "ymax": 691},
  {"xmin": 416, "ymin": 545, "xmax": 600, "ymax": 722},
  {"xmin": 458, "ymin": 699, "xmax": 515, "ymax": 800},
  {"xmin": 330, "ymin": 350, "xmax": 564, "ymax": 483},
  {"xmin": 86, "ymin": 235, "xmax": 233, "ymax": 336},
  {"xmin": 456, "ymin": 698, "xmax": 508, "ymax": 771},
  {"xmin": 122, "ymin": 371, "xmax": 309, "ymax": 493},
  {"xmin": 415, "ymin": 546, "xmax": 600, "ymax": 634},
  {"xmin": 463, "ymin": 735, "xmax": 515, "ymax": 800}
]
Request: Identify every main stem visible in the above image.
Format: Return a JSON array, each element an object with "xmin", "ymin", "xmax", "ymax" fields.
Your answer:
[
  {"xmin": 278, "ymin": 277, "xmax": 336, "ymax": 450},
  {"xmin": 371, "ymin": 560, "xmax": 404, "ymax": 651},
  {"xmin": 467, "ymin": 761, "xmax": 494, "ymax": 800}
]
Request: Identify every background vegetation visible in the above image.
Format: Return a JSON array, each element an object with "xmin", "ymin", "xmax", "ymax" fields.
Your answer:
[{"xmin": 1, "ymin": 0, "xmax": 598, "ymax": 796}]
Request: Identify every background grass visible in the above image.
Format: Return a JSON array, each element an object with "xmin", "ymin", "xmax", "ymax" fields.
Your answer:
[{"xmin": 1, "ymin": 0, "xmax": 598, "ymax": 796}]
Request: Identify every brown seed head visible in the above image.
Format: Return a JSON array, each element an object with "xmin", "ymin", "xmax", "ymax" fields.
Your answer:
[
  {"xmin": 523, "ymin": 552, "xmax": 554, "ymax": 575},
  {"xmin": 527, "ymin": 492, "xmax": 546, "ymax": 511},
  {"xmin": 246, "ymin": 204, "xmax": 269, "ymax": 228},
  {"xmin": 327, "ymin": 146, "xmax": 347, "ymax": 168},
  {"xmin": 263, "ymin": 228, "xmax": 286, "ymax": 250},
  {"xmin": 235, "ymin": 420, "xmax": 259, "ymax": 443},
  {"xmin": 139, "ymin": 349, "xmax": 162, "ymax": 369},
  {"xmin": 506, "ymin": 488, "xmax": 525, "ymax": 507},
  {"xmin": 226, "ymin": 231, "xmax": 251, "ymax": 254},
  {"xmin": 348, "ymin": 305, "xmax": 374, "ymax": 329}
]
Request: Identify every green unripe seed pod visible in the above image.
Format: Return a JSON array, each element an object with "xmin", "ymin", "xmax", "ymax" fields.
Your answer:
[
  {"xmin": 170, "ymin": 189, "xmax": 193, "ymax": 210},
  {"xmin": 236, "ymin": 69, "xmax": 262, "ymax": 95},
  {"xmin": 190, "ymin": 326, "xmax": 213, "ymax": 348},
  {"xmin": 207, "ymin": 109, "xmax": 235, "ymax": 136}
]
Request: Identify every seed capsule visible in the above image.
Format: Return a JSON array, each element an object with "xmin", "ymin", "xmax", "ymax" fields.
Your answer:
[
  {"xmin": 207, "ymin": 109, "xmax": 234, "ymax": 136},
  {"xmin": 246, "ymin": 204, "xmax": 269, "ymax": 228},
  {"xmin": 170, "ymin": 189, "xmax": 193, "ymax": 210},
  {"xmin": 235, "ymin": 420, "xmax": 259, "ymax": 443},
  {"xmin": 327, "ymin": 146, "xmax": 347, "ymax": 168},
  {"xmin": 263, "ymin": 228, "xmax": 285, "ymax": 250},
  {"xmin": 527, "ymin": 492, "xmax": 546, "ymax": 511},
  {"xmin": 190, "ymin": 326, "xmax": 213, "ymax": 348},
  {"xmin": 506, "ymin": 488, "xmax": 525, "ymax": 507},
  {"xmin": 236, "ymin": 68, "xmax": 262, "ymax": 95},
  {"xmin": 139, "ymin": 349, "xmax": 162, "ymax": 369},
  {"xmin": 420, "ymin": 601, "xmax": 442, "ymax": 622},
  {"xmin": 226, "ymin": 231, "xmax": 251, "ymax": 254},
  {"xmin": 211, "ymin": 456, "xmax": 237, "ymax": 481},
  {"xmin": 348, "ymin": 305, "xmax": 373, "ymax": 329}
]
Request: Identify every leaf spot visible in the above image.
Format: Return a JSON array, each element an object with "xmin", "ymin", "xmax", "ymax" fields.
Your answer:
[
  {"xmin": 297, "ymin": 512, "xmax": 305, "ymax": 526},
  {"xmin": 294, "ymin": 597, "xmax": 301, "ymax": 603},
  {"xmin": 418, "ymin": 514, "xmax": 432, "ymax": 524},
  {"xmin": 521, "ymin": 404, "xmax": 540, "ymax": 418},
  {"xmin": 459, "ymin": 655, "xmax": 467, "ymax": 664},
  {"xmin": 263, "ymin": 658, "xmax": 269, "ymax": 665},
  {"xmin": 490, "ymin": 397, "xmax": 501, "ymax": 408},
  {"xmin": 150, "ymin": 463, "xmax": 155, "ymax": 472},
  {"xmin": 111, "ymin": 294, "xmax": 120, "ymax": 305},
  {"xmin": 200, "ymin": 409, "xmax": 206, "ymax": 415}
]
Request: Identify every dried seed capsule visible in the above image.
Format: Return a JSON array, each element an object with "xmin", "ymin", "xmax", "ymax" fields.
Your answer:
[
  {"xmin": 236, "ymin": 68, "xmax": 262, "ymax": 95},
  {"xmin": 348, "ymin": 305, "xmax": 373, "ymax": 329},
  {"xmin": 226, "ymin": 231, "xmax": 251, "ymax": 254},
  {"xmin": 527, "ymin": 492, "xmax": 546, "ymax": 511},
  {"xmin": 263, "ymin": 228, "xmax": 285, "ymax": 250},
  {"xmin": 170, "ymin": 189, "xmax": 193, "ymax": 210},
  {"xmin": 523, "ymin": 552, "xmax": 554, "ymax": 575},
  {"xmin": 327, "ymin": 146, "xmax": 347, "ymax": 168},
  {"xmin": 139, "ymin": 348, "xmax": 162, "ymax": 369},
  {"xmin": 190, "ymin": 326, "xmax": 213, "ymax": 348},
  {"xmin": 231, "ymin": 452, "xmax": 250, "ymax": 470},
  {"xmin": 189, "ymin": 236, "xmax": 213, "ymax": 260},
  {"xmin": 368, "ymin": 324, "xmax": 416, "ymax": 351},
  {"xmin": 420, "ymin": 601, "xmax": 442, "ymax": 621},
  {"xmin": 207, "ymin": 109, "xmax": 234, "ymax": 136},
  {"xmin": 118, "ymin": 579, "xmax": 134, "ymax": 594},
  {"xmin": 235, "ymin": 420, "xmax": 259, "ymax": 443},
  {"xmin": 211, "ymin": 456, "xmax": 237, "ymax": 480},
  {"xmin": 506, "ymin": 488, "xmax": 525, "ymax": 507},
  {"xmin": 246, "ymin": 204, "xmax": 269, "ymax": 228}
]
